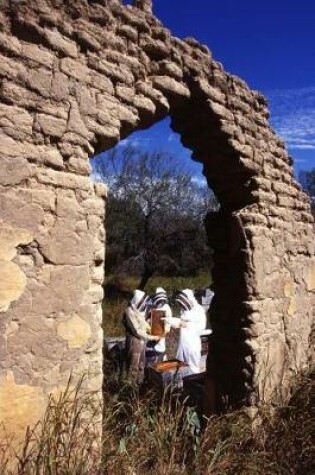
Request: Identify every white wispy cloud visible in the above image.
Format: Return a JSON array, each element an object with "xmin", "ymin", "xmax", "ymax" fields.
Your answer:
[
  {"xmin": 116, "ymin": 137, "xmax": 151, "ymax": 148},
  {"xmin": 168, "ymin": 132, "xmax": 176, "ymax": 143},
  {"xmin": 267, "ymin": 86, "xmax": 315, "ymax": 151},
  {"xmin": 294, "ymin": 158, "xmax": 307, "ymax": 163}
]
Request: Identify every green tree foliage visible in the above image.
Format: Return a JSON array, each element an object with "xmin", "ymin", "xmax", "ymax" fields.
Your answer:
[{"xmin": 92, "ymin": 145, "xmax": 217, "ymax": 288}]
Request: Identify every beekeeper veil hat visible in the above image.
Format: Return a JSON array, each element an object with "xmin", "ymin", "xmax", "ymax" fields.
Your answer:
[
  {"xmin": 175, "ymin": 289, "xmax": 195, "ymax": 311},
  {"xmin": 151, "ymin": 287, "xmax": 168, "ymax": 307},
  {"xmin": 130, "ymin": 289, "xmax": 149, "ymax": 312}
]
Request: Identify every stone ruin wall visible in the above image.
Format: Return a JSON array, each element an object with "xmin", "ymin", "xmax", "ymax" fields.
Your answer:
[{"xmin": 0, "ymin": 0, "xmax": 314, "ymax": 441}]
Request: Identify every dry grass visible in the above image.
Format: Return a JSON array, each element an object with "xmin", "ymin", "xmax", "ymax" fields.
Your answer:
[
  {"xmin": 1, "ymin": 378, "xmax": 104, "ymax": 475},
  {"xmin": 1, "ymin": 368, "xmax": 314, "ymax": 474}
]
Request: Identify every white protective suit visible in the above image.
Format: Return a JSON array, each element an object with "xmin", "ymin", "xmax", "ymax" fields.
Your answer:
[
  {"xmin": 152, "ymin": 304, "xmax": 172, "ymax": 353},
  {"xmin": 148, "ymin": 287, "xmax": 172, "ymax": 354},
  {"xmin": 170, "ymin": 289, "xmax": 206, "ymax": 374},
  {"xmin": 124, "ymin": 290, "xmax": 157, "ymax": 382}
]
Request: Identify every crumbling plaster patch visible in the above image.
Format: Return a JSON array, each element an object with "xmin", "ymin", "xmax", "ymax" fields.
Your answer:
[
  {"xmin": 305, "ymin": 259, "xmax": 315, "ymax": 291},
  {"xmin": 0, "ymin": 261, "xmax": 27, "ymax": 313},
  {"xmin": 0, "ymin": 371, "xmax": 45, "ymax": 442},
  {"xmin": 0, "ymin": 222, "xmax": 33, "ymax": 312},
  {"xmin": 0, "ymin": 222, "xmax": 33, "ymax": 262},
  {"xmin": 57, "ymin": 314, "xmax": 92, "ymax": 349}
]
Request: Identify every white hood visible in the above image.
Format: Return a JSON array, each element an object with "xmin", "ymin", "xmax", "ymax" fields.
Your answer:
[
  {"xmin": 176, "ymin": 288, "xmax": 196, "ymax": 311},
  {"xmin": 130, "ymin": 290, "xmax": 148, "ymax": 311}
]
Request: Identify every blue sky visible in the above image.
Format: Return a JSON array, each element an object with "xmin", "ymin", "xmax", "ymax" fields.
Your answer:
[{"xmin": 95, "ymin": 1, "xmax": 315, "ymax": 181}]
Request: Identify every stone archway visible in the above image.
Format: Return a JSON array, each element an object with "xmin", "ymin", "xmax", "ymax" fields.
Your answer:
[{"xmin": 0, "ymin": 0, "xmax": 314, "ymax": 441}]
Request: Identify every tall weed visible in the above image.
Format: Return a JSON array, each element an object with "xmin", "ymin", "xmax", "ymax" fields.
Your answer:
[{"xmin": 1, "ymin": 368, "xmax": 314, "ymax": 474}]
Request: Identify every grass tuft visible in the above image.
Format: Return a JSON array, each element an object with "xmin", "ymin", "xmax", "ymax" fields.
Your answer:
[{"xmin": 1, "ymin": 368, "xmax": 314, "ymax": 474}]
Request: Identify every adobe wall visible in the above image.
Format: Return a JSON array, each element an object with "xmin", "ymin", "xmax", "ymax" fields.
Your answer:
[{"xmin": 0, "ymin": 0, "xmax": 314, "ymax": 440}]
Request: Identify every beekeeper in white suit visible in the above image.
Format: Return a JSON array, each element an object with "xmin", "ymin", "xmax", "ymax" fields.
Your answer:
[
  {"xmin": 168, "ymin": 289, "xmax": 206, "ymax": 374},
  {"xmin": 123, "ymin": 289, "xmax": 160, "ymax": 383},
  {"xmin": 146, "ymin": 287, "xmax": 172, "ymax": 363}
]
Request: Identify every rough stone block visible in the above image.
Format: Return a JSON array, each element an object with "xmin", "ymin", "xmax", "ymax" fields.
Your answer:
[
  {"xmin": 44, "ymin": 28, "xmax": 78, "ymax": 58},
  {"xmin": 67, "ymin": 100, "xmax": 91, "ymax": 139},
  {"xmin": 82, "ymin": 198, "xmax": 105, "ymax": 217},
  {"xmin": 36, "ymin": 168, "xmax": 93, "ymax": 191},
  {"xmin": 141, "ymin": 38, "xmax": 170, "ymax": 60},
  {"xmin": 51, "ymin": 72, "xmax": 70, "ymax": 102},
  {"xmin": 133, "ymin": 94, "xmax": 156, "ymax": 117},
  {"xmin": 197, "ymin": 78, "xmax": 226, "ymax": 104},
  {"xmin": 21, "ymin": 44, "xmax": 54, "ymax": 68},
  {"xmin": 0, "ymin": 104, "xmax": 33, "ymax": 138},
  {"xmin": 92, "ymin": 265, "xmax": 105, "ymax": 285},
  {"xmin": 85, "ymin": 118, "xmax": 120, "ymax": 147},
  {"xmin": 68, "ymin": 156, "xmax": 91, "ymax": 175},
  {"xmin": 183, "ymin": 55, "xmax": 202, "ymax": 75},
  {"xmin": 0, "ymin": 188, "xmax": 46, "ymax": 235},
  {"xmin": 83, "ymin": 284, "xmax": 104, "ymax": 305},
  {"xmin": 115, "ymin": 85, "xmax": 135, "ymax": 104},
  {"xmin": 0, "ymin": 157, "xmax": 32, "ymax": 186},
  {"xmin": 228, "ymin": 95, "xmax": 251, "ymax": 114},
  {"xmin": 44, "ymin": 149, "xmax": 64, "ymax": 169},
  {"xmin": 88, "ymin": 71, "xmax": 115, "ymax": 95},
  {"xmin": 136, "ymin": 81, "xmax": 170, "ymax": 114},
  {"xmin": 0, "ymin": 55, "xmax": 23, "ymax": 81},
  {"xmin": 118, "ymin": 24, "xmax": 138, "ymax": 41},
  {"xmin": 0, "ymin": 32, "xmax": 21, "ymax": 56},
  {"xmin": 88, "ymin": 56, "xmax": 134, "ymax": 85},
  {"xmin": 75, "ymin": 84, "xmax": 97, "ymax": 116},
  {"xmin": 36, "ymin": 113, "xmax": 67, "ymax": 138},
  {"xmin": 229, "ymin": 139, "xmax": 254, "ymax": 158},
  {"xmin": 60, "ymin": 57, "xmax": 89, "ymax": 82},
  {"xmin": 209, "ymin": 100, "xmax": 234, "ymax": 121},
  {"xmin": 75, "ymin": 29, "xmax": 101, "ymax": 52},
  {"xmin": 21, "ymin": 68, "xmax": 53, "ymax": 98},
  {"xmin": 37, "ymin": 219, "xmax": 94, "ymax": 266},
  {"xmin": 152, "ymin": 75, "xmax": 190, "ymax": 98},
  {"xmin": 158, "ymin": 60, "xmax": 183, "ymax": 79},
  {"xmin": 94, "ymin": 183, "xmax": 108, "ymax": 198},
  {"xmin": 110, "ymin": 99, "xmax": 138, "ymax": 125},
  {"xmin": 117, "ymin": 6, "xmax": 149, "ymax": 32}
]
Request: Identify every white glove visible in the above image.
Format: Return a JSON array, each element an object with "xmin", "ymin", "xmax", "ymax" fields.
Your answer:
[{"xmin": 161, "ymin": 317, "xmax": 172, "ymax": 325}]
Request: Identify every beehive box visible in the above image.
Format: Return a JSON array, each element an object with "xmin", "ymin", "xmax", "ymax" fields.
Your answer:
[
  {"xmin": 150, "ymin": 309, "xmax": 166, "ymax": 337},
  {"xmin": 145, "ymin": 359, "xmax": 190, "ymax": 388}
]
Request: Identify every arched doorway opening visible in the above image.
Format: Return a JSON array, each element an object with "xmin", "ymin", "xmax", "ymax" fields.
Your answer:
[
  {"xmin": 89, "ymin": 76, "xmax": 258, "ymax": 409},
  {"xmin": 91, "ymin": 117, "xmax": 217, "ymax": 386}
]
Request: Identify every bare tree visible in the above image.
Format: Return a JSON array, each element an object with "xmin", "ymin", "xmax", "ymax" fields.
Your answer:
[
  {"xmin": 299, "ymin": 168, "xmax": 315, "ymax": 215},
  {"xmin": 92, "ymin": 145, "xmax": 217, "ymax": 288}
]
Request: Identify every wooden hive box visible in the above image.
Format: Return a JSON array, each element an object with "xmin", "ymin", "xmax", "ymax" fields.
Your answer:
[{"xmin": 150, "ymin": 309, "xmax": 166, "ymax": 337}]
